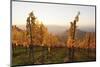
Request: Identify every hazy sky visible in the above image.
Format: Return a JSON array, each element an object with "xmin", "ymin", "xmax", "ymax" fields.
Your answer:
[{"xmin": 12, "ymin": 1, "xmax": 95, "ymax": 28}]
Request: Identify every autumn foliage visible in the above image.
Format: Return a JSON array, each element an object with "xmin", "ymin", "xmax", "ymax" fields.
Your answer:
[{"xmin": 12, "ymin": 11, "xmax": 96, "ymax": 49}]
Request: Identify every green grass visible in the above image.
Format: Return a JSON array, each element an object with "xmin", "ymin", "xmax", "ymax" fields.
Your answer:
[{"xmin": 12, "ymin": 46, "xmax": 96, "ymax": 66}]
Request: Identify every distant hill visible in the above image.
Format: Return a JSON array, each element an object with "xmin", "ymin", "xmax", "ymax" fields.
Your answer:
[
  {"xmin": 78, "ymin": 26, "xmax": 95, "ymax": 32},
  {"xmin": 55, "ymin": 29, "xmax": 86, "ymax": 42},
  {"xmin": 17, "ymin": 24, "xmax": 94, "ymax": 37},
  {"xmin": 45, "ymin": 25, "xmax": 67, "ymax": 35},
  {"xmin": 15, "ymin": 25, "xmax": 26, "ymax": 30},
  {"xmin": 12, "ymin": 25, "xmax": 25, "ymax": 32}
]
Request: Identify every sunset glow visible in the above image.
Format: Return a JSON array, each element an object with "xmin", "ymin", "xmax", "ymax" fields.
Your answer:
[{"xmin": 12, "ymin": 1, "xmax": 95, "ymax": 28}]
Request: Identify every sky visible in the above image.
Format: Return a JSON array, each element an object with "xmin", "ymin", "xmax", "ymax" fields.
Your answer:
[{"xmin": 12, "ymin": 1, "xmax": 95, "ymax": 28}]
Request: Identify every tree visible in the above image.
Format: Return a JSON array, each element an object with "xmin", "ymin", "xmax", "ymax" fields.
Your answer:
[
  {"xmin": 67, "ymin": 12, "xmax": 80, "ymax": 62},
  {"xmin": 67, "ymin": 12, "xmax": 80, "ymax": 48},
  {"xmin": 26, "ymin": 11, "xmax": 36, "ymax": 63}
]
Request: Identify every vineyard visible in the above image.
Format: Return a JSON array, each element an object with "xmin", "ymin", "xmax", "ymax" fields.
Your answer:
[
  {"xmin": 12, "ymin": 11, "xmax": 96, "ymax": 66},
  {"xmin": 12, "ymin": 46, "xmax": 96, "ymax": 66}
]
